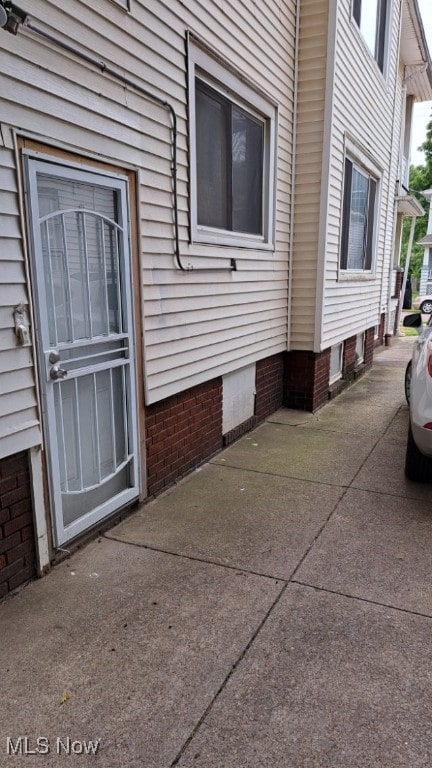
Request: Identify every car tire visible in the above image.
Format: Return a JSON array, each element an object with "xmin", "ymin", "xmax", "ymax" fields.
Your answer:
[
  {"xmin": 405, "ymin": 423, "xmax": 432, "ymax": 482},
  {"xmin": 420, "ymin": 299, "xmax": 432, "ymax": 314},
  {"xmin": 404, "ymin": 361, "xmax": 412, "ymax": 405}
]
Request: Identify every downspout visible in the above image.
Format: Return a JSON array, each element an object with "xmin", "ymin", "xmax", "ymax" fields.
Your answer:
[
  {"xmin": 6, "ymin": 12, "xmax": 237, "ymax": 273},
  {"xmin": 384, "ymin": 1, "xmax": 404, "ymax": 342},
  {"xmin": 287, "ymin": 0, "xmax": 300, "ymax": 350},
  {"xmin": 313, "ymin": 0, "xmax": 338, "ymax": 353}
]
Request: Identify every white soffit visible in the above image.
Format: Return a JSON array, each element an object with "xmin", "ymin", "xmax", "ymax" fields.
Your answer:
[
  {"xmin": 396, "ymin": 195, "xmax": 425, "ymax": 216},
  {"xmin": 400, "ymin": 0, "xmax": 432, "ymax": 101}
]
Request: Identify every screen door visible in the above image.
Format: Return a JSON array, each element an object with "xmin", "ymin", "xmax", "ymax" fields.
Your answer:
[{"xmin": 26, "ymin": 158, "xmax": 139, "ymax": 545}]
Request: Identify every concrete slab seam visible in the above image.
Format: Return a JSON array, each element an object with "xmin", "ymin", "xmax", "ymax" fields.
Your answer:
[
  {"xmin": 291, "ymin": 580, "xmax": 432, "ymax": 622},
  {"xmin": 169, "ymin": 579, "xmax": 288, "ymax": 767},
  {"xmin": 103, "ymin": 533, "xmax": 288, "ymax": 582}
]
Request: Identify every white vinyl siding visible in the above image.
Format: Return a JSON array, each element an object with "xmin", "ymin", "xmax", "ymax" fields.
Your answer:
[
  {"xmin": 320, "ymin": 0, "xmax": 402, "ymax": 349},
  {"xmin": 0, "ymin": 0, "xmax": 296, "ymax": 410},
  {"xmin": 293, "ymin": 0, "xmax": 402, "ymax": 352},
  {"xmin": 0, "ymin": 148, "xmax": 41, "ymax": 459},
  {"xmin": 290, "ymin": 0, "xmax": 329, "ymax": 350}
]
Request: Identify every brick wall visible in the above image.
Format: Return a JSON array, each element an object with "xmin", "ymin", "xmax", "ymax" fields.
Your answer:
[
  {"xmin": 255, "ymin": 354, "xmax": 284, "ymax": 422},
  {"xmin": 364, "ymin": 326, "xmax": 375, "ymax": 367},
  {"xmin": 394, "ymin": 268, "xmax": 404, "ymax": 298},
  {"xmin": 145, "ymin": 378, "xmax": 223, "ymax": 496},
  {"xmin": 284, "ymin": 349, "xmax": 331, "ymax": 411},
  {"xmin": 284, "ymin": 328, "xmax": 376, "ymax": 413},
  {"xmin": 343, "ymin": 335, "xmax": 357, "ymax": 379},
  {"xmin": 0, "ymin": 451, "xmax": 36, "ymax": 598}
]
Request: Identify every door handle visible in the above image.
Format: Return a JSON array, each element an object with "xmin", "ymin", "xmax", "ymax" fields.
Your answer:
[{"xmin": 49, "ymin": 365, "xmax": 68, "ymax": 380}]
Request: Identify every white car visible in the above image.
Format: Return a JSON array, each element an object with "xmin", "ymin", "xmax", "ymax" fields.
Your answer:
[
  {"xmin": 403, "ymin": 312, "xmax": 432, "ymax": 481},
  {"xmin": 413, "ymin": 295, "xmax": 432, "ymax": 314}
]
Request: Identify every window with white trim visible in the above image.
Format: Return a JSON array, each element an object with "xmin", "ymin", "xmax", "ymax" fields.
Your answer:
[
  {"xmin": 355, "ymin": 333, "xmax": 365, "ymax": 364},
  {"xmin": 188, "ymin": 41, "xmax": 276, "ymax": 249},
  {"xmin": 329, "ymin": 343, "xmax": 344, "ymax": 385},
  {"xmin": 340, "ymin": 158, "xmax": 377, "ymax": 272},
  {"xmin": 353, "ymin": 0, "xmax": 387, "ymax": 71}
]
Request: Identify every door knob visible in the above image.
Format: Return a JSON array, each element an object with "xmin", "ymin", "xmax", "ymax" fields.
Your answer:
[{"xmin": 49, "ymin": 365, "xmax": 68, "ymax": 380}]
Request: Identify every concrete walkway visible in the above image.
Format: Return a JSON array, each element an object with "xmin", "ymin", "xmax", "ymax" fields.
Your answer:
[{"xmin": 2, "ymin": 336, "xmax": 432, "ymax": 767}]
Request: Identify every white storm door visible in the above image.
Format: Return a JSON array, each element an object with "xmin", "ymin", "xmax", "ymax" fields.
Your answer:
[{"xmin": 26, "ymin": 159, "xmax": 139, "ymax": 546}]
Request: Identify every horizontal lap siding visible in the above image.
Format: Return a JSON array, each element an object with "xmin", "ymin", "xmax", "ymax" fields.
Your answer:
[
  {"xmin": 137, "ymin": 0, "xmax": 296, "ymax": 403},
  {"xmin": 290, "ymin": 0, "xmax": 328, "ymax": 350},
  {"xmin": 0, "ymin": 148, "xmax": 40, "ymax": 459},
  {"xmin": 0, "ymin": 0, "xmax": 296, "ymax": 415},
  {"xmin": 320, "ymin": 0, "xmax": 402, "ymax": 348}
]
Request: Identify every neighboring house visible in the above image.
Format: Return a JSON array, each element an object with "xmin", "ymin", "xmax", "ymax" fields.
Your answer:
[
  {"xmin": 0, "ymin": 0, "xmax": 431, "ymax": 595},
  {"xmin": 418, "ymin": 190, "xmax": 432, "ymax": 295}
]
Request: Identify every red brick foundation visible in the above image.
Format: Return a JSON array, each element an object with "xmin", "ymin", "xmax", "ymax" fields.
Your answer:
[
  {"xmin": 144, "ymin": 335, "xmax": 378, "ymax": 495},
  {"xmin": 145, "ymin": 378, "xmax": 223, "ymax": 496},
  {"xmin": 364, "ymin": 326, "xmax": 375, "ymax": 367},
  {"xmin": 255, "ymin": 354, "xmax": 284, "ymax": 423},
  {"xmin": 0, "ymin": 451, "xmax": 36, "ymax": 598},
  {"xmin": 284, "ymin": 326, "xmax": 376, "ymax": 412},
  {"xmin": 284, "ymin": 349, "xmax": 331, "ymax": 411}
]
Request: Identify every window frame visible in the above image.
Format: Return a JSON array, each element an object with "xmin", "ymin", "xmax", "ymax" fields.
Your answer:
[
  {"xmin": 352, "ymin": 0, "xmax": 388, "ymax": 73},
  {"xmin": 188, "ymin": 40, "xmax": 277, "ymax": 250},
  {"xmin": 109, "ymin": 0, "xmax": 130, "ymax": 9},
  {"xmin": 339, "ymin": 141, "xmax": 381, "ymax": 277},
  {"xmin": 329, "ymin": 343, "xmax": 344, "ymax": 385},
  {"xmin": 355, "ymin": 332, "xmax": 365, "ymax": 365}
]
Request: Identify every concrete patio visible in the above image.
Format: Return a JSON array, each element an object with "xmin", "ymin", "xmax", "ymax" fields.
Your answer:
[{"xmin": 2, "ymin": 335, "xmax": 432, "ymax": 767}]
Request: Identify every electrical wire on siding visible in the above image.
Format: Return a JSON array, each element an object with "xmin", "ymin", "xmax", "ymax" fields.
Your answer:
[{"xmin": 5, "ymin": 12, "xmax": 237, "ymax": 273}]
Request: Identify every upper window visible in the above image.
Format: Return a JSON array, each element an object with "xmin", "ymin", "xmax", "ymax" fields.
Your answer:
[
  {"xmin": 340, "ymin": 158, "xmax": 377, "ymax": 272},
  {"xmin": 188, "ymin": 41, "xmax": 276, "ymax": 249},
  {"xmin": 353, "ymin": 0, "xmax": 387, "ymax": 71}
]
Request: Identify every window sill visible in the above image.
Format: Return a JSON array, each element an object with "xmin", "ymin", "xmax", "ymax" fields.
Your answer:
[
  {"xmin": 338, "ymin": 271, "xmax": 376, "ymax": 282},
  {"xmin": 192, "ymin": 229, "xmax": 274, "ymax": 251}
]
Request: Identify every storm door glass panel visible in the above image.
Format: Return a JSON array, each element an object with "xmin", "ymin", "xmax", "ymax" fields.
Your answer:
[
  {"xmin": 37, "ymin": 176, "xmax": 121, "ymax": 345},
  {"xmin": 54, "ymin": 364, "xmax": 130, "ymax": 526}
]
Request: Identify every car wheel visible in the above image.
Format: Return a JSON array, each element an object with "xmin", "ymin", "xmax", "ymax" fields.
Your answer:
[
  {"xmin": 405, "ymin": 423, "xmax": 432, "ymax": 482},
  {"xmin": 404, "ymin": 361, "xmax": 412, "ymax": 405},
  {"xmin": 420, "ymin": 299, "xmax": 432, "ymax": 314}
]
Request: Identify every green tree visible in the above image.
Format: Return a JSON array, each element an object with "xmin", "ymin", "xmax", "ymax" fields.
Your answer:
[{"xmin": 401, "ymin": 115, "xmax": 432, "ymax": 279}]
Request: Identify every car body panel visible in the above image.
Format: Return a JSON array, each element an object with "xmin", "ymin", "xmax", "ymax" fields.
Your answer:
[
  {"xmin": 413, "ymin": 295, "xmax": 432, "ymax": 312},
  {"xmin": 404, "ymin": 314, "xmax": 432, "ymax": 459}
]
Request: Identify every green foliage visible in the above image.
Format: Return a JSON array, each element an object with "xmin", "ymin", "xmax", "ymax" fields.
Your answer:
[{"xmin": 400, "ymin": 116, "xmax": 432, "ymax": 278}]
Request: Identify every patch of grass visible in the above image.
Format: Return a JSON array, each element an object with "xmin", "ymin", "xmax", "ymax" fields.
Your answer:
[{"xmin": 401, "ymin": 326, "xmax": 420, "ymax": 337}]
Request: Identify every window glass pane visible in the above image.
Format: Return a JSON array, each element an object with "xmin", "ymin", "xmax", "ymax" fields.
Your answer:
[
  {"xmin": 329, "ymin": 343, "xmax": 343, "ymax": 383},
  {"xmin": 196, "ymin": 85, "xmax": 229, "ymax": 229},
  {"xmin": 356, "ymin": 333, "xmax": 365, "ymax": 363},
  {"xmin": 359, "ymin": 0, "xmax": 378, "ymax": 56},
  {"xmin": 232, "ymin": 106, "xmax": 264, "ymax": 235},
  {"xmin": 348, "ymin": 168, "xmax": 368, "ymax": 269}
]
